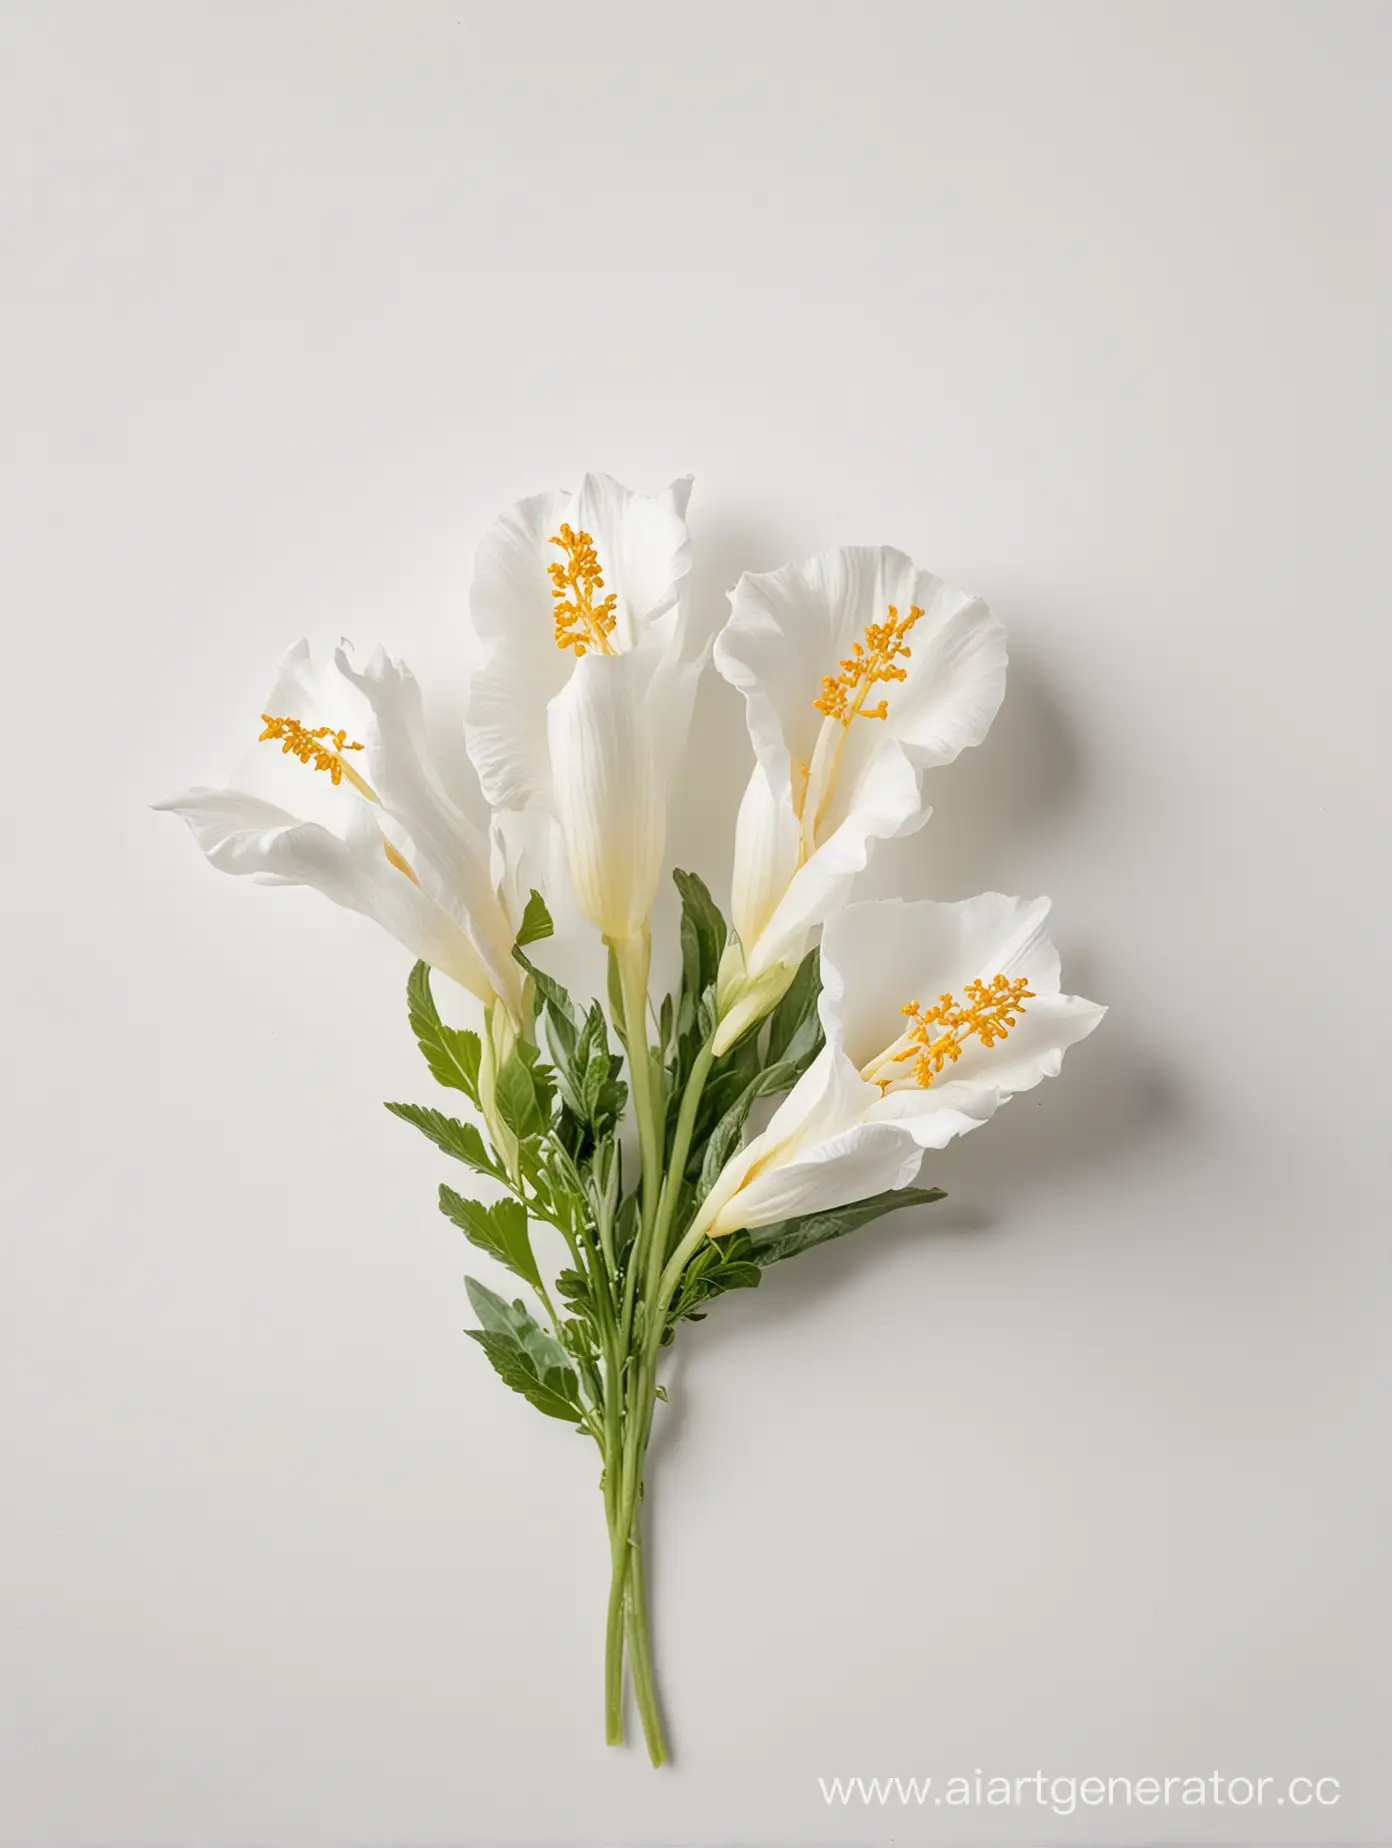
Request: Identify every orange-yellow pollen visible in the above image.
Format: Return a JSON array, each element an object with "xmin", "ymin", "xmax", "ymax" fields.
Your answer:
[
  {"xmin": 549, "ymin": 524, "xmax": 618, "ymax": 657},
  {"xmin": 890, "ymin": 974, "xmax": 1035, "ymax": 1089},
  {"xmin": 258, "ymin": 714, "xmax": 365, "ymax": 785},
  {"xmin": 814, "ymin": 603, "xmax": 923, "ymax": 725}
]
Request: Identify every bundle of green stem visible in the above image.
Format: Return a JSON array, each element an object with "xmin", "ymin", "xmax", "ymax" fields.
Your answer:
[{"xmin": 386, "ymin": 873, "xmax": 941, "ymax": 1764}]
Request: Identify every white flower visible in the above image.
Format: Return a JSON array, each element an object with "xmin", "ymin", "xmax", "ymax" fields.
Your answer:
[
  {"xmin": 711, "ymin": 547, "xmax": 1008, "ymax": 1037},
  {"xmin": 464, "ymin": 472, "xmax": 698, "ymax": 946},
  {"xmin": 156, "ymin": 640, "xmax": 530, "ymax": 1017},
  {"xmin": 702, "ymin": 893, "xmax": 1103, "ymax": 1235}
]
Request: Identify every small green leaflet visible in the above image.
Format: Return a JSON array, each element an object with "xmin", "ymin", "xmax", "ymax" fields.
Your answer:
[
  {"xmin": 405, "ymin": 962, "xmax": 482, "ymax": 1101},
  {"xmin": 439, "ymin": 1186, "xmax": 542, "ymax": 1293},
  {"xmin": 465, "ymin": 1277, "xmax": 582, "ymax": 1423},
  {"xmin": 384, "ymin": 1101, "xmax": 500, "ymax": 1177},
  {"xmin": 747, "ymin": 1186, "xmax": 948, "ymax": 1265},
  {"xmin": 514, "ymin": 888, "xmax": 555, "ymax": 948}
]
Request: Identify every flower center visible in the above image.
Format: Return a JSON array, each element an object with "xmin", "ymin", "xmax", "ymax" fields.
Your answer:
[
  {"xmin": 259, "ymin": 714, "xmax": 367, "ymax": 788},
  {"xmin": 795, "ymin": 603, "xmax": 923, "ymax": 857},
  {"xmin": 257, "ymin": 713, "xmax": 419, "ymax": 886},
  {"xmin": 814, "ymin": 602, "xmax": 923, "ymax": 726},
  {"xmin": 549, "ymin": 524, "xmax": 618, "ymax": 656},
  {"xmin": 861, "ymin": 974, "xmax": 1034, "ymax": 1092}
]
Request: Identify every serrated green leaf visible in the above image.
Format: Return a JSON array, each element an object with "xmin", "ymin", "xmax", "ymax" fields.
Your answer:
[
  {"xmin": 748, "ymin": 1186, "xmax": 948, "ymax": 1265},
  {"xmin": 439, "ymin": 1187, "xmax": 541, "ymax": 1292},
  {"xmin": 465, "ymin": 1277, "xmax": 581, "ymax": 1422},
  {"xmin": 514, "ymin": 888, "xmax": 555, "ymax": 948},
  {"xmin": 405, "ymin": 962, "xmax": 482, "ymax": 1100},
  {"xmin": 384, "ymin": 1101, "xmax": 500, "ymax": 1176}
]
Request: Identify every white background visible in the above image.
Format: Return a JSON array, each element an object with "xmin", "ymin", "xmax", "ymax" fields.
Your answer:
[{"xmin": 1, "ymin": 2, "xmax": 1386, "ymax": 1843}]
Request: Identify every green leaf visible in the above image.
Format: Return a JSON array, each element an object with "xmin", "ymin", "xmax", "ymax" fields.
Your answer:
[
  {"xmin": 674, "ymin": 868, "xmax": 726, "ymax": 1006},
  {"xmin": 748, "ymin": 1187, "xmax": 948, "ymax": 1266},
  {"xmin": 514, "ymin": 888, "xmax": 555, "ymax": 948},
  {"xmin": 465, "ymin": 1277, "xmax": 582, "ymax": 1423},
  {"xmin": 669, "ymin": 1241, "xmax": 765, "ymax": 1330},
  {"xmin": 493, "ymin": 1043, "xmax": 550, "ymax": 1142},
  {"xmin": 514, "ymin": 945, "xmax": 580, "ymax": 1072},
  {"xmin": 766, "ymin": 945, "xmax": 823, "ymax": 1066},
  {"xmin": 384, "ymin": 1101, "xmax": 500, "ymax": 1177},
  {"xmin": 695, "ymin": 1056, "xmax": 809, "ymax": 1197},
  {"xmin": 439, "ymin": 1187, "xmax": 542, "ymax": 1292},
  {"xmin": 405, "ymin": 962, "xmax": 482, "ymax": 1101}
]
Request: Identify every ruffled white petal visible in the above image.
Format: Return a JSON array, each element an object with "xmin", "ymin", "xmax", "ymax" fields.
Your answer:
[
  {"xmin": 715, "ymin": 545, "xmax": 1007, "ymax": 796},
  {"xmin": 568, "ymin": 472, "xmax": 693, "ymax": 656},
  {"xmin": 819, "ymin": 894, "xmax": 1105, "ymax": 1148},
  {"xmin": 466, "ymin": 488, "xmax": 573, "ymax": 810},
  {"xmin": 714, "ymin": 545, "xmax": 1007, "ymax": 972},
  {"xmin": 821, "ymin": 893, "xmax": 1061, "ymax": 1066}
]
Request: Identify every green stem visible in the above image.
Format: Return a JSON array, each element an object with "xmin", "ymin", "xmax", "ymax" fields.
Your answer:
[
  {"xmin": 648, "ymin": 1036, "xmax": 716, "ymax": 1286},
  {"xmin": 610, "ymin": 930, "xmax": 664, "ymax": 1350},
  {"xmin": 604, "ymin": 1513, "xmax": 629, "ymax": 1745},
  {"xmin": 625, "ymin": 1530, "xmax": 666, "ymax": 1765}
]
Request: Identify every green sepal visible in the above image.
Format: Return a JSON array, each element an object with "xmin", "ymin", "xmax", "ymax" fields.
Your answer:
[
  {"xmin": 439, "ymin": 1186, "xmax": 542, "ymax": 1293},
  {"xmin": 405, "ymin": 962, "xmax": 482, "ymax": 1102},
  {"xmin": 748, "ymin": 1186, "xmax": 948, "ymax": 1265},
  {"xmin": 465, "ymin": 1277, "xmax": 582, "ymax": 1423},
  {"xmin": 384, "ymin": 1101, "xmax": 501, "ymax": 1178}
]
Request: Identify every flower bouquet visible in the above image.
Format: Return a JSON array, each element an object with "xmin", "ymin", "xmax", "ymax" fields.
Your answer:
[{"xmin": 158, "ymin": 474, "xmax": 1103, "ymax": 1764}]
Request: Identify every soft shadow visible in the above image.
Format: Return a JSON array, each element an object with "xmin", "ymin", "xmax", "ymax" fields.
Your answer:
[
  {"xmin": 665, "ymin": 507, "xmax": 806, "ymax": 895},
  {"xmin": 858, "ymin": 636, "xmax": 1082, "ymax": 904}
]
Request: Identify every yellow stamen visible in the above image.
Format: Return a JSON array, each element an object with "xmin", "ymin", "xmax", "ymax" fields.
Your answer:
[
  {"xmin": 259, "ymin": 714, "xmax": 365, "ymax": 786},
  {"xmin": 814, "ymin": 603, "xmax": 923, "ymax": 727},
  {"xmin": 549, "ymin": 524, "xmax": 618, "ymax": 657},
  {"xmin": 877, "ymin": 974, "xmax": 1034, "ymax": 1091},
  {"xmin": 257, "ymin": 713, "xmax": 420, "ymax": 885}
]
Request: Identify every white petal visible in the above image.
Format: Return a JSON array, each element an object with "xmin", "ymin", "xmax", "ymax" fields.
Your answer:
[
  {"xmin": 818, "ymin": 894, "xmax": 1105, "ymax": 1145},
  {"xmin": 821, "ymin": 893, "xmax": 1062, "ymax": 1066},
  {"xmin": 706, "ymin": 1046, "xmax": 920, "ymax": 1233},
  {"xmin": 744, "ymin": 740, "xmax": 925, "ymax": 973},
  {"xmin": 155, "ymin": 786, "xmax": 500, "ymax": 1004},
  {"xmin": 465, "ymin": 487, "xmax": 573, "ymax": 809},
  {"xmin": 567, "ymin": 472, "xmax": 693, "ymax": 655},
  {"xmin": 729, "ymin": 764, "xmax": 803, "ymax": 965},
  {"xmin": 334, "ymin": 644, "xmax": 520, "ymax": 1003},
  {"xmin": 464, "ymin": 474, "xmax": 694, "ymax": 812},
  {"xmin": 723, "ymin": 1120, "xmax": 925, "ymax": 1231},
  {"xmin": 546, "ymin": 645, "xmax": 681, "ymax": 941},
  {"xmin": 715, "ymin": 545, "xmax": 1006, "ymax": 796},
  {"xmin": 153, "ymin": 786, "xmax": 358, "ymax": 892}
]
